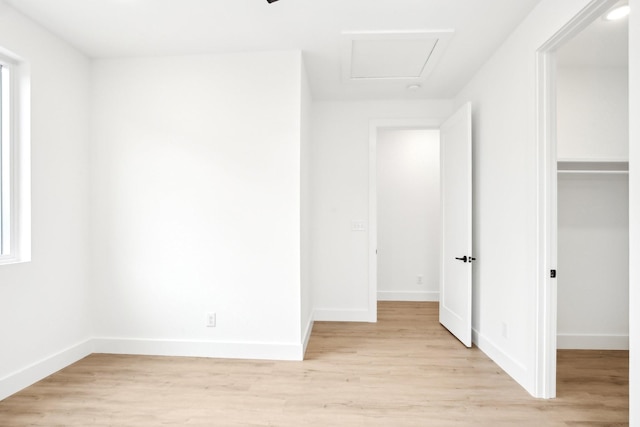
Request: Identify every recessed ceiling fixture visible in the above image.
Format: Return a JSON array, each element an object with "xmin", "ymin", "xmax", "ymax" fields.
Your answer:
[
  {"xmin": 605, "ymin": 4, "xmax": 630, "ymax": 20},
  {"xmin": 407, "ymin": 84, "xmax": 421, "ymax": 91},
  {"xmin": 266, "ymin": 0, "xmax": 279, "ymax": 3}
]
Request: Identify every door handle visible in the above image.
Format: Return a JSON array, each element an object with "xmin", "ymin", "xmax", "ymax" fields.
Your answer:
[{"xmin": 455, "ymin": 256, "xmax": 468, "ymax": 262}]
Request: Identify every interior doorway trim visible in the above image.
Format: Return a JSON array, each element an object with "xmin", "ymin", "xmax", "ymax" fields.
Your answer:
[
  {"xmin": 368, "ymin": 118, "xmax": 444, "ymax": 322},
  {"xmin": 534, "ymin": 0, "xmax": 619, "ymax": 399}
]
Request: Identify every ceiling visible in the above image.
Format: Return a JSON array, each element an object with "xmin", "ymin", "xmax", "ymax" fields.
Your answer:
[
  {"xmin": 2, "ymin": 0, "xmax": 543, "ymax": 100},
  {"xmin": 557, "ymin": 6, "xmax": 628, "ymax": 68}
]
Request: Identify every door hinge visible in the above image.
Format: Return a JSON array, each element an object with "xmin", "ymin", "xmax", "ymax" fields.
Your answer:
[{"xmin": 550, "ymin": 269, "xmax": 557, "ymax": 278}]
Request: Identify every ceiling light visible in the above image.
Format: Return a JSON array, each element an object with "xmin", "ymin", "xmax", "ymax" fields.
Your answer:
[
  {"xmin": 605, "ymin": 4, "xmax": 630, "ymax": 20},
  {"xmin": 407, "ymin": 84, "xmax": 421, "ymax": 91}
]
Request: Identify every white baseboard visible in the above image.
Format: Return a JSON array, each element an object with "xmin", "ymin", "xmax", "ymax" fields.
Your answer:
[
  {"xmin": 557, "ymin": 333, "xmax": 629, "ymax": 350},
  {"xmin": 1, "ymin": 335, "xmax": 310, "ymax": 401},
  {"xmin": 0, "ymin": 339, "xmax": 92, "ymax": 401},
  {"xmin": 302, "ymin": 314, "xmax": 314, "ymax": 358},
  {"xmin": 314, "ymin": 308, "xmax": 374, "ymax": 322},
  {"xmin": 92, "ymin": 338, "xmax": 305, "ymax": 361},
  {"xmin": 377, "ymin": 291, "xmax": 439, "ymax": 302},
  {"xmin": 472, "ymin": 328, "xmax": 532, "ymax": 393}
]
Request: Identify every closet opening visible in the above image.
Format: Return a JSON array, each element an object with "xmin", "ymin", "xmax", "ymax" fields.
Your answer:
[
  {"xmin": 554, "ymin": 6, "xmax": 629, "ymax": 395},
  {"xmin": 535, "ymin": 0, "xmax": 629, "ymax": 399}
]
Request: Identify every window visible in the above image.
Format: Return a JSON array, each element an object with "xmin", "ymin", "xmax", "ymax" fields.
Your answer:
[
  {"xmin": 1, "ymin": 63, "xmax": 11, "ymax": 257},
  {"xmin": 0, "ymin": 51, "xmax": 30, "ymax": 265}
]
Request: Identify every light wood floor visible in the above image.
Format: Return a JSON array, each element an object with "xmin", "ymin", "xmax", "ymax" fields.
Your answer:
[{"xmin": 0, "ymin": 302, "xmax": 628, "ymax": 426}]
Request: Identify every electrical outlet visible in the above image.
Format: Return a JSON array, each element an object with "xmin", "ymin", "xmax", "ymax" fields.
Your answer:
[
  {"xmin": 416, "ymin": 275, "xmax": 423, "ymax": 285},
  {"xmin": 206, "ymin": 312, "xmax": 216, "ymax": 328}
]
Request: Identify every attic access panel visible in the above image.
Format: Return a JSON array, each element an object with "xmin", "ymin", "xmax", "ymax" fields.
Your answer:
[{"xmin": 342, "ymin": 30, "xmax": 453, "ymax": 81}]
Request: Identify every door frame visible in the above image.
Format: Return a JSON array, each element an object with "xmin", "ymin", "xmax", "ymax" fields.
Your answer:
[
  {"xmin": 368, "ymin": 118, "xmax": 444, "ymax": 322},
  {"xmin": 534, "ymin": 0, "xmax": 619, "ymax": 398}
]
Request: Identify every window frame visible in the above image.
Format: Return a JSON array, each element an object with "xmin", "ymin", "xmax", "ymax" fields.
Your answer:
[{"xmin": 0, "ymin": 50, "xmax": 30, "ymax": 265}]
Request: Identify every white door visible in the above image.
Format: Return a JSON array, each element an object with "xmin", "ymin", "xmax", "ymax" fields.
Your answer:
[{"xmin": 439, "ymin": 102, "xmax": 473, "ymax": 347}]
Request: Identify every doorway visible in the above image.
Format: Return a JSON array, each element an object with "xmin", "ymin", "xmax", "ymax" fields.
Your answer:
[
  {"xmin": 375, "ymin": 128, "xmax": 441, "ymax": 303},
  {"xmin": 555, "ymin": 14, "xmax": 629, "ymax": 352},
  {"xmin": 367, "ymin": 105, "xmax": 474, "ymax": 349},
  {"xmin": 535, "ymin": 0, "xmax": 629, "ymax": 398},
  {"xmin": 367, "ymin": 118, "xmax": 443, "ymax": 321}
]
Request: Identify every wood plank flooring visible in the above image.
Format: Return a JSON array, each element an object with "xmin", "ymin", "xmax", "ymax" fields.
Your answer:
[{"xmin": 0, "ymin": 302, "xmax": 629, "ymax": 426}]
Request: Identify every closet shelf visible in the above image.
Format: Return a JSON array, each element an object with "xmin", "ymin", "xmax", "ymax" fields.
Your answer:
[{"xmin": 557, "ymin": 159, "xmax": 628, "ymax": 174}]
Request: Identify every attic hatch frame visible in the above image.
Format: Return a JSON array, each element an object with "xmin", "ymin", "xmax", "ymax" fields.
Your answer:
[
  {"xmin": 534, "ymin": 0, "xmax": 620, "ymax": 399},
  {"xmin": 341, "ymin": 30, "xmax": 454, "ymax": 83}
]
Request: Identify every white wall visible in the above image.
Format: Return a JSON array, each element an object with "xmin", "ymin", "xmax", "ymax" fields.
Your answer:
[
  {"xmin": 0, "ymin": 4, "xmax": 92, "ymax": 400},
  {"xmin": 90, "ymin": 50, "xmax": 308, "ymax": 360},
  {"xmin": 453, "ymin": 0, "xmax": 594, "ymax": 394},
  {"xmin": 557, "ymin": 67, "xmax": 629, "ymax": 160},
  {"xmin": 628, "ymin": 0, "xmax": 639, "ymax": 423},
  {"xmin": 556, "ymin": 64, "xmax": 629, "ymax": 350},
  {"xmin": 557, "ymin": 174, "xmax": 629, "ymax": 349},
  {"xmin": 376, "ymin": 129, "xmax": 440, "ymax": 302},
  {"xmin": 311, "ymin": 100, "xmax": 453, "ymax": 321}
]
